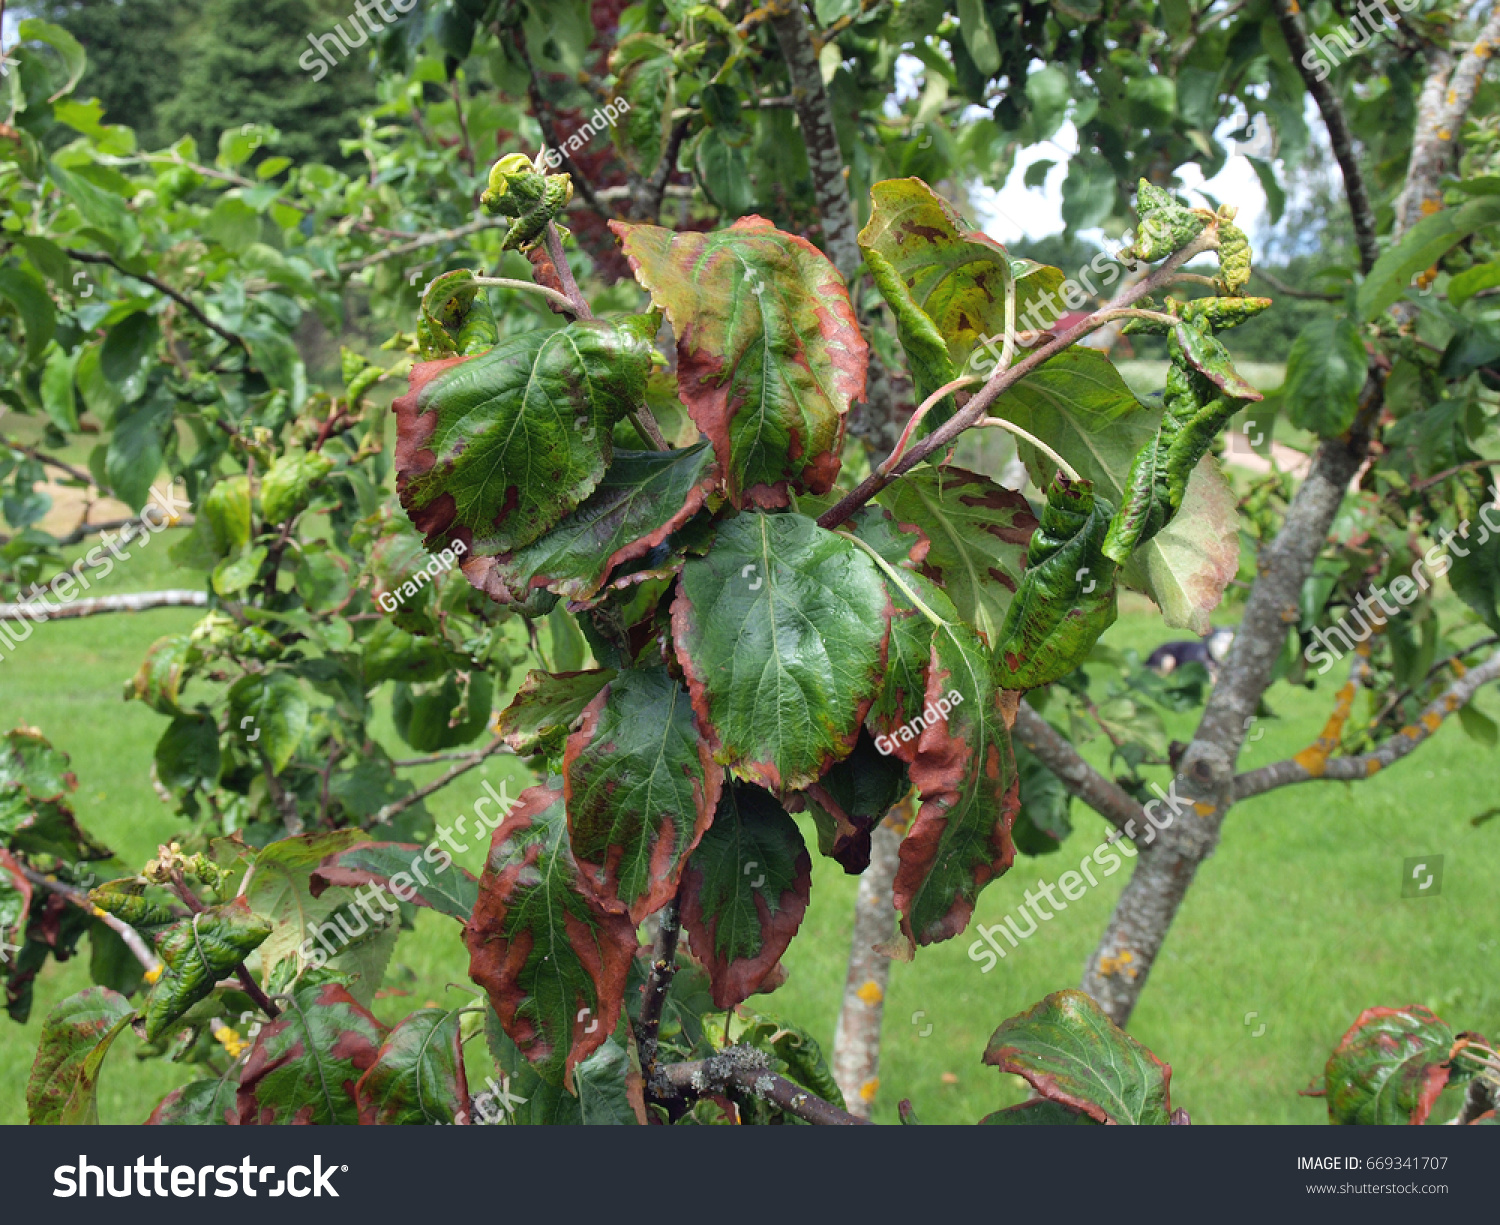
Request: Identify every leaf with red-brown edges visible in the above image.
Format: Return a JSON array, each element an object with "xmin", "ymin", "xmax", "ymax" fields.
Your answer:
[
  {"xmin": 146, "ymin": 1074, "xmax": 238, "ymax": 1125},
  {"xmin": 464, "ymin": 781, "xmax": 637, "ymax": 1089},
  {"xmin": 1325, "ymin": 1005, "xmax": 1464, "ymax": 1125},
  {"xmin": 465, "ymin": 443, "xmax": 719, "ymax": 604},
  {"xmin": 983, "ymin": 990, "xmax": 1173, "ymax": 1125},
  {"xmin": 679, "ymin": 782, "xmax": 811, "ymax": 1010},
  {"xmin": 236, "ymin": 982, "xmax": 385, "ymax": 1125},
  {"xmin": 356, "ymin": 1006, "xmax": 471, "ymax": 1125},
  {"xmin": 890, "ymin": 595, "xmax": 1018, "ymax": 951},
  {"xmin": 492, "ymin": 668, "xmax": 616, "ymax": 756},
  {"xmin": 563, "ymin": 667, "xmax": 723, "ymax": 923},
  {"xmin": 26, "ymin": 987, "xmax": 134, "ymax": 1125},
  {"xmin": 612, "ymin": 215, "xmax": 866, "ymax": 509},
  {"xmin": 394, "ymin": 316, "xmax": 653, "ymax": 556},
  {"xmin": 0, "ymin": 847, "xmax": 32, "ymax": 959}
]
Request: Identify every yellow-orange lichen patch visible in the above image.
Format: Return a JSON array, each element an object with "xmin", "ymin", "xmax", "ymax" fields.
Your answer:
[{"xmin": 856, "ymin": 980, "xmax": 884, "ymax": 1006}]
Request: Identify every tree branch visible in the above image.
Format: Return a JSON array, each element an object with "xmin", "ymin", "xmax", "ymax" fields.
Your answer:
[
  {"xmin": 18, "ymin": 864, "xmax": 161, "ymax": 975},
  {"xmin": 335, "ymin": 217, "xmax": 506, "ymax": 276},
  {"xmin": 634, "ymin": 895, "xmax": 681, "ymax": 1082},
  {"xmin": 1013, "ymin": 701, "xmax": 1146, "ymax": 833},
  {"xmin": 64, "ymin": 248, "xmax": 256, "ymax": 359},
  {"xmin": 1269, "ymin": 0, "xmax": 1379, "ymax": 273},
  {"xmin": 0, "ymin": 589, "xmax": 207, "ymax": 623},
  {"xmin": 372, "ymin": 735, "xmax": 511, "ymax": 825},
  {"xmin": 816, "ymin": 229, "xmax": 1220, "ymax": 531},
  {"xmin": 1234, "ymin": 650, "xmax": 1500, "ymax": 800},
  {"xmin": 657, "ymin": 1047, "xmax": 873, "ymax": 1124}
]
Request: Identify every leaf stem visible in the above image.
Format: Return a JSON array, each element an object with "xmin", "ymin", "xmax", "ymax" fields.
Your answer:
[
  {"xmin": 835, "ymin": 531, "xmax": 948, "ymax": 629},
  {"xmin": 470, "ymin": 275, "xmax": 576, "ymax": 315},
  {"xmin": 543, "ymin": 222, "xmax": 593, "ymax": 320},
  {"xmin": 876, "ymin": 375, "xmax": 980, "ymax": 477},
  {"xmin": 975, "ymin": 417, "xmax": 1081, "ymax": 482}
]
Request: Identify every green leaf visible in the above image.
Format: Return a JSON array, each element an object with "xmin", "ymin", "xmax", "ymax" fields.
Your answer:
[
  {"xmin": 0, "ymin": 265, "xmax": 57, "ymax": 363},
  {"xmin": 142, "ymin": 899, "xmax": 272, "ymax": 1042},
  {"xmin": 1012, "ymin": 741, "xmax": 1073, "ymax": 854},
  {"xmin": 492, "ymin": 668, "xmax": 617, "ymax": 755},
  {"xmin": 613, "ymin": 216, "xmax": 866, "ymax": 508},
  {"xmin": 695, "ymin": 128, "xmax": 756, "ymax": 216},
  {"xmin": 672, "ymin": 511, "xmax": 890, "ymax": 791},
  {"xmin": 154, "ymin": 713, "xmax": 221, "ymax": 794},
  {"xmin": 1449, "ymin": 261, "xmax": 1500, "ymax": 309},
  {"xmin": 1284, "ymin": 316, "xmax": 1366, "ymax": 437},
  {"xmin": 980, "ymin": 1099, "xmax": 1098, "ymax": 1124},
  {"xmin": 106, "ymin": 394, "xmax": 170, "ymax": 510},
  {"xmin": 228, "ymin": 672, "xmax": 309, "ymax": 774},
  {"xmin": 205, "ymin": 195, "xmax": 261, "ymax": 255},
  {"xmin": 100, "ymin": 311, "xmax": 160, "ymax": 396},
  {"xmin": 1325, "ymin": 1005, "xmax": 1460, "ymax": 1125},
  {"xmin": 261, "ymin": 451, "xmax": 335, "ymax": 525},
  {"xmin": 242, "ymin": 830, "xmax": 368, "ymax": 976},
  {"xmin": 573, "ymin": 1033, "xmax": 646, "ymax": 1124},
  {"xmin": 469, "ymin": 444, "xmax": 718, "ymax": 604},
  {"xmin": 126, "ymin": 634, "xmax": 199, "ymax": 714},
  {"xmin": 236, "ymin": 982, "xmax": 385, "ymax": 1124},
  {"xmin": 610, "ymin": 35, "xmax": 676, "ymax": 176},
  {"xmin": 1448, "ymin": 527, "xmax": 1500, "ymax": 634},
  {"xmin": 18, "ymin": 19, "xmax": 87, "ymax": 99},
  {"xmin": 87, "ymin": 880, "xmax": 178, "ymax": 932},
  {"xmin": 311, "ymin": 841, "xmax": 481, "ymax": 922},
  {"xmin": 356, "ymin": 1007, "xmax": 471, "ymax": 1125},
  {"xmin": 40, "ymin": 343, "xmax": 80, "ymax": 432},
  {"xmin": 888, "ymin": 602, "xmax": 1018, "ymax": 949},
  {"xmin": 464, "ymin": 781, "xmax": 639, "ymax": 1088},
  {"xmin": 1358, "ymin": 196, "xmax": 1500, "ymax": 320},
  {"xmin": 394, "ymin": 317, "xmax": 652, "ymax": 554},
  {"xmin": 391, "ymin": 672, "xmax": 493, "ymax": 752},
  {"xmin": 982, "ymin": 989, "xmax": 1174, "ymax": 1124},
  {"xmin": 1026, "ymin": 65, "xmax": 1072, "ymax": 140},
  {"xmin": 563, "ymin": 667, "xmax": 724, "ymax": 923},
  {"xmin": 873, "ymin": 465, "xmax": 1036, "ymax": 647},
  {"xmin": 994, "ymin": 477, "xmax": 1117, "ymax": 690},
  {"xmin": 26, "ymin": 987, "xmax": 134, "ymax": 1125},
  {"xmin": 679, "ymin": 782, "xmax": 812, "ymax": 1009},
  {"xmin": 955, "ymin": 0, "xmax": 1001, "ymax": 74}
]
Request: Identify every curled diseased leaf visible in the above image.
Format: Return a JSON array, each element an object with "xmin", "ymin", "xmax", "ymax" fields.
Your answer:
[
  {"xmin": 464, "ymin": 782, "xmax": 638, "ymax": 1088},
  {"xmin": 1325, "ymin": 1005, "xmax": 1465, "ymax": 1126},
  {"xmin": 992, "ymin": 477, "xmax": 1118, "ymax": 691},
  {"xmin": 1121, "ymin": 179, "xmax": 1210, "ymax": 263},
  {"xmin": 679, "ymin": 783, "xmax": 812, "ymax": 1010},
  {"xmin": 479, "ymin": 153, "xmax": 574, "ymax": 251},
  {"xmin": 394, "ymin": 316, "xmax": 653, "ymax": 556},
  {"xmin": 491, "ymin": 668, "xmax": 617, "ymax": 756},
  {"xmin": 88, "ymin": 879, "xmax": 178, "ymax": 931},
  {"xmin": 563, "ymin": 666, "xmax": 724, "ymax": 923},
  {"xmin": 236, "ymin": 982, "xmax": 385, "ymax": 1125},
  {"xmin": 1103, "ymin": 316, "xmax": 1256, "ymax": 563},
  {"xmin": 415, "ymin": 269, "xmax": 498, "ymax": 360},
  {"xmin": 142, "ymin": 897, "xmax": 272, "ymax": 1042},
  {"xmin": 671, "ymin": 511, "xmax": 891, "ymax": 792},
  {"xmin": 613, "ymin": 215, "xmax": 866, "ymax": 508},
  {"xmin": 983, "ymin": 989, "xmax": 1174, "ymax": 1125}
]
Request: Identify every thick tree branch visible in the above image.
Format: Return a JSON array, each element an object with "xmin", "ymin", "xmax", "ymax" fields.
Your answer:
[
  {"xmin": 1235, "ymin": 650, "xmax": 1500, "ymax": 800},
  {"xmin": 1014, "ymin": 701, "xmax": 1146, "ymax": 833},
  {"xmin": 658, "ymin": 1047, "xmax": 873, "ymax": 1124},
  {"xmin": 1270, "ymin": 0, "xmax": 1379, "ymax": 273}
]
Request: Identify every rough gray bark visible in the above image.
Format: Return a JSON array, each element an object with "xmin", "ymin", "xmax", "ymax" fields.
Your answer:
[
  {"xmin": 0, "ymin": 589, "xmax": 207, "ymax": 623},
  {"xmin": 1014, "ymin": 701, "xmax": 1146, "ymax": 832},
  {"xmin": 830, "ymin": 807, "xmax": 906, "ymax": 1118}
]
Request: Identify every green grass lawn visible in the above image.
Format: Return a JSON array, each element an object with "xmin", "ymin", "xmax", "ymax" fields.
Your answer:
[{"xmin": 3, "ymin": 519, "xmax": 1497, "ymax": 1125}]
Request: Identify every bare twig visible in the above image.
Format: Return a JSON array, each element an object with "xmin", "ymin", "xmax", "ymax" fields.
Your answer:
[
  {"xmin": 658, "ymin": 1047, "xmax": 873, "ymax": 1125},
  {"xmin": 373, "ymin": 736, "xmax": 512, "ymax": 825}
]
